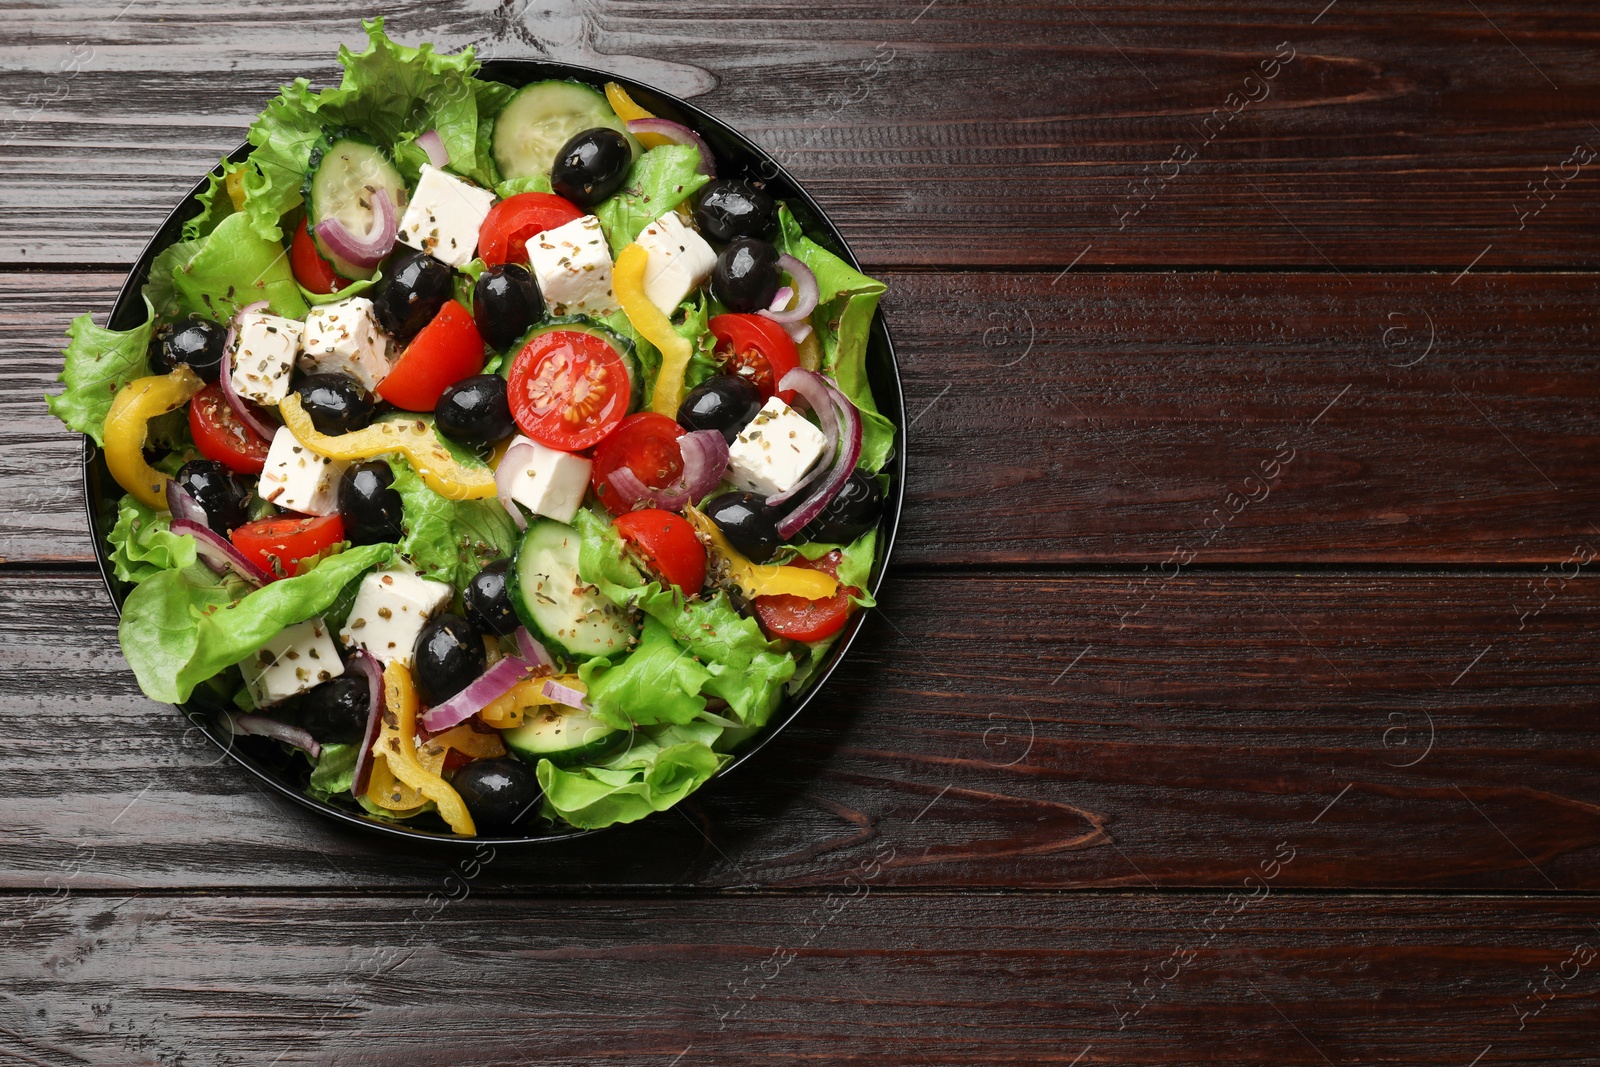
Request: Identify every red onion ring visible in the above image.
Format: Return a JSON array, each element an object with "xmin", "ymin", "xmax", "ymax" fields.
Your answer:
[
  {"xmin": 757, "ymin": 254, "xmax": 819, "ymax": 334},
  {"xmin": 219, "ymin": 303, "xmax": 282, "ymax": 442},
  {"xmin": 348, "ymin": 652, "xmax": 384, "ymax": 798},
  {"xmin": 495, "ymin": 437, "xmax": 538, "ymax": 532},
  {"xmin": 773, "ymin": 369, "xmax": 861, "ymax": 540},
  {"xmin": 515, "ymin": 627, "xmax": 554, "ymax": 669},
  {"xmin": 313, "ymin": 187, "xmax": 398, "ymax": 269},
  {"xmin": 224, "ymin": 712, "xmax": 321, "ymax": 759},
  {"xmin": 764, "ymin": 371, "xmax": 841, "ymax": 508},
  {"xmin": 624, "ymin": 118, "xmax": 716, "ymax": 176},
  {"xmin": 170, "ymin": 519, "xmax": 275, "ymax": 585},
  {"xmin": 165, "ymin": 479, "xmax": 211, "ymax": 527},
  {"xmin": 606, "ymin": 429, "xmax": 728, "ymax": 512},
  {"xmin": 542, "ymin": 678, "xmax": 589, "ymax": 710},
  {"xmin": 768, "ymin": 286, "xmax": 794, "ymax": 313},
  {"xmin": 421, "ymin": 654, "xmax": 540, "ymax": 733},
  {"xmin": 417, "ymin": 130, "xmax": 449, "ymax": 169}
]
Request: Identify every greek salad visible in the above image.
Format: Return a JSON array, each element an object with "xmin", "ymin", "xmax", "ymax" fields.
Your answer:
[{"xmin": 46, "ymin": 21, "xmax": 895, "ymax": 837}]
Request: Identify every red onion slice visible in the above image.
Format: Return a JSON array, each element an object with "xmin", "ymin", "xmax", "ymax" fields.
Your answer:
[
  {"xmin": 165, "ymin": 479, "xmax": 210, "ymax": 527},
  {"xmin": 764, "ymin": 370, "xmax": 840, "ymax": 508},
  {"xmin": 542, "ymin": 678, "xmax": 589, "ymax": 710},
  {"xmin": 758, "ymin": 255, "xmax": 819, "ymax": 326},
  {"xmin": 219, "ymin": 305, "xmax": 283, "ymax": 442},
  {"xmin": 421, "ymin": 654, "xmax": 540, "ymax": 733},
  {"xmin": 495, "ymin": 437, "xmax": 538, "ymax": 532},
  {"xmin": 515, "ymin": 627, "xmax": 554, "ymax": 669},
  {"xmin": 348, "ymin": 652, "xmax": 384, "ymax": 798},
  {"xmin": 313, "ymin": 187, "xmax": 398, "ymax": 269},
  {"xmin": 170, "ymin": 519, "xmax": 274, "ymax": 585},
  {"xmin": 768, "ymin": 286, "xmax": 794, "ymax": 313},
  {"xmin": 625, "ymin": 118, "xmax": 716, "ymax": 176},
  {"xmin": 417, "ymin": 130, "xmax": 449, "ymax": 169},
  {"xmin": 605, "ymin": 429, "xmax": 729, "ymax": 512},
  {"xmin": 224, "ymin": 712, "xmax": 321, "ymax": 759},
  {"xmin": 774, "ymin": 369, "xmax": 862, "ymax": 540}
]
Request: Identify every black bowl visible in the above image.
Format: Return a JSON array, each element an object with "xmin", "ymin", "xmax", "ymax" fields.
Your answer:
[{"xmin": 83, "ymin": 60, "xmax": 904, "ymax": 846}]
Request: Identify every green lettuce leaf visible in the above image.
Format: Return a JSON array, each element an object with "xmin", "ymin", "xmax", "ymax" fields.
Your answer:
[
  {"xmin": 594, "ymin": 145, "xmax": 710, "ymax": 253},
  {"xmin": 536, "ymin": 720, "xmax": 727, "ymax": 829},
  {"xmin": 307, "ymin": 742, "xmax": 358, "ymax": 801},
  {"xmin": 143, "ymin": 238, "xmax": 205, "ymax": 322},
  {"xmin": 45, "ymin": 298, "xmax": 157, "ymax": 444},
  {"xmin": 118, "ymin": 543, "xmax": 393, "ymax": 704},
  {"xmin": 172, "ymin": 212, "xmax": 308, "ymax": 320},
  {"xmin": 388, "ymin": 452, "xmax": 519, "ymax": 588},
  {"xmin": 107, "ymin": 495, "xmax": 198, "ymax": 583},
  {"xmin": 579, "ymin": 615, "xmax": 710, "ymax": 729},
  {"xmin": 182, "ymin": 158, "xmax": 246, "ymax": 242},
  {"xmin": 494, "ymin": 175, "xmax": 552, "ymax": 198}
]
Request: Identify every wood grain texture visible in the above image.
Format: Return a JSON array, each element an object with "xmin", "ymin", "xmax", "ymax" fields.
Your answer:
[
  {"xmin": 13, "ymin": 271, "xmax": 1600, "ymax": 567},
  {"xmin": 2, "ymin": 1, "xmax": 1600, "ymax": 268},
  {"xmin": 6, "ymin": 892, "xmax": 1600, "ymax": 1066},
  {"xmin": 6, "ymin": 570, "xmax": 1599, "ymax": 893}
]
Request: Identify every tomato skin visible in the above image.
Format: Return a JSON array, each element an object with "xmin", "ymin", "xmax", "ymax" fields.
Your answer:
[
  {"xmin": 708, "ymin": 314, "xmax": 800, "ymax": 403},
  {"xmin": 590, "ymin": 412, "xmax": 685, "ymax": 514},
  {"xmin": 377, "ymin": 301, "xmax": 485, "ymax": 412},
  {"xmin": 189, "ymin": 383, "xmax": 272, "ymax": 475},
  {"xmin": 506, "ymin": 329, "xmax": 631, "ymax": 452},
  {"xmin": 753, "ymin": 550, "xmax": 856, "ymax": 642},
  {"xmin": 290, "ymin": 218, "xmax": 348, "ymax": 295},
  {"xmin": 230, "ymin": 513, "xmax": 346, "ymax": 578},
  {"xmin": 478, "ymin": 192, "xmax": 585, "ymax": 266},
  {"xmin": 614, "ymin": 509, "xmax": 707, "ymax": 592}
]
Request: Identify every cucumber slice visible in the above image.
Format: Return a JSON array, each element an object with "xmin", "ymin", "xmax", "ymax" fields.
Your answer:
[
  {"xmin": 510, "ymin": 517, "xmax": 638, "ymax": 659},
  {"xmin": 502, "ymin": 703, "xmax": 627, "ymax": 767},
  {"xmin": 492, "ymin": 80, "xmax": 638, "ymax": 182},
  {"xmin": 502, "ymin": 316, "xmax": 644, "ymax": 411},
  {"xmin": 305, "ymin": 132, "xmax": 408, "ymax": 280}
]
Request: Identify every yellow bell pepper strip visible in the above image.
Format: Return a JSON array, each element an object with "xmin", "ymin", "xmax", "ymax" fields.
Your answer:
[
  {"xmin": 796, "ymin": 329, "xmax": 823, "ymax": 373},
  {"xmin": 365, "ymin": 754, "xmax": 427, "ymax": 812},
  {"xmin": 103, "ymin": 368, "xmax": 204, "ymax": 508},
  {"xmin": 478, "ymin": 673, "xmax": 584, "ymax": 728},
  {"xmin": 278, "ymin": 395, "xmax": 497, "ymax": 501},
  {"xmin": 614, "ymin": 243, "xmax": 695, "ymax": 418},
  {"xmin": 376, "ymin": 662, "xmax": 477, "ymax": 835},
  {"xmin": 417, "ymin": 723, "xmax": 507, "ymax": 772},
  {"xmin": 686, "ymin": 507, "xmax": 839, "ymax": 600},
  {"xmin": 604, "ymin": 82, "xmax": 675, "ymax": 148},
  {"xmin": 225, "ymin": 166, "xmax": 248, "ymax": 212}
]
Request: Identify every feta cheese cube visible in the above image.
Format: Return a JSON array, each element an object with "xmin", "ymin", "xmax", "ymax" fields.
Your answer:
[
  {"xmin": 339, "ymin": 569, "xmax": 455, "ymax": 667},
  {"xmin": 230, "ymin": 312, "xmax": 303, "ymax": 407},
  {"xmin": 725, "ymin": 397, "xmax": 828, "ymax": 498},
  {"xmin": 525, "ymin": 215, "xmax": 616, "ymax": 317},
  {"xmin": 395, "ymin": 164, "xmax": 496, "ymax": 269},
  {"xmin": 501, "ymin": 436, "xmax": 593, "ymax": 525},
  {"xmin": 238, "ymin": 617, "xmax": 345, "ymax": 706},
  {"xmin": 259, "ymin": 426, "xmax": 348, "ymax": 517},
  {"xmin": 636, "ymin": 210, "xmax": 717, "ymax": 314},
  {"xmin": 299, "ymin": 296, "xmax": 394, "ymax": 391}
]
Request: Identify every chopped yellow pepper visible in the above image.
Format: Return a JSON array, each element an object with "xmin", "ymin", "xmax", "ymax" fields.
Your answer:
[
  {"xmin": 797, "ymin": 330, "xmax": 822, "ymax": 372},
  {"xmin": 103, "ymin": 368, "xmax": 204, "ymax": 509},
  {"xmin": 478, "ymin": 674, "xmax": 585, "ymax": 728},
  {"xmin": 686, "ymin": 507, "xmax": 839, "ymax": 600},
  {"xmin": 279, "ymin": 395, "xmax": 497, "ymax": 501},
  {"xmin": 604, "ymin": 82, "xmax": 674, "ymax": 148},
  {"xmin": 613, "ymin": 243, "xmax": 693, "ymax": 418},
  {"xmin": 371, "ymin": 662, "xmax": 477, "ymax": 836},
  {"xmin": 225, "ymin": 166, "xmax": 248, "ymax": 212}
]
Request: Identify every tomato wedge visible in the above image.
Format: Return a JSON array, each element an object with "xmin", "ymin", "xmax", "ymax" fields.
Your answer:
[
  {"xmin": 478, "ymin": 192, "xmax": 585, "ymax": 267},
  {"xmin": 230, "ymin": 513, "xmax": 346, "ymax": 578},
  {"xmin": 614, "ymin": 508, "xmax": 707, "ymax": 593},
  {"xmin": 506, "ymin": 328, "xmax": 631, "ymax": 452},
  {"xmin": 590, "ymin": 412, "xmax": 684, "ymax": 515},
  {"xmin": 752, "ymin": 550, "xmax": 857, "ymax": 642},
  {"xmin": 189, "ymin": 383, "xmax": 272, "ymax": 474},
  {"xmin": 709, "ymin": 313, "xmax": 800, "ymax": 403},
  {"xmin": 377, "ymin": 301, "xmax": 485, "ymax": 412},
  {"xmin": 290, "ymin": 218, "xmax": 347, "ymax": 295}
]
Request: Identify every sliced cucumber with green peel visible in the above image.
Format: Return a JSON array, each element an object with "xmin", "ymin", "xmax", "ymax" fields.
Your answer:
[
  {"xmin": 305, "ymin": 132, "xmax": 408, "ymax": 280},
  {"xmin": 492, "ymin": 80, "xmax": 638, "ymax": 182},
  {"xmin": 503, "ymin": 316, "xmax": 644, "ymax": 410},
  {"xmin": 502, "ymin": 703, "xmax": 627, "ymax": 767},
  {"xmin": 510, "ymin": 517, "xmax": 638, "ymax": 659}
]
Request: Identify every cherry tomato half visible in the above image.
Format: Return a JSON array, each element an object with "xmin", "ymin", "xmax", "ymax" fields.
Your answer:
[
  {"xmin": 753, "ymin": 550, "xmax": 857, "ymax": 643},
  {"xmin": 189, "ymin": 383, "xmax": 272, "ymax": 475},
  {"xmin": 230, "ymin": 513, "xmax": 346, "ymax": 579},
  {"xmin": 506, "ymin": 329, "xmax": 631, "ymax": 452},
  {"xmin": 377, "ymin": 301, "xmax": 485, "ymax": 412},
  {"xmin": 478, "ymin": 192, "xmax": 585, "ymax": 267},
  {"xmin": 614, "ymin": 508, "xmax": 707, "ymax": 593},
  {"xmin": 290, "ymin": 218, "xmax": 348, "ymax": 296},
  {"xmin": 708, "ymin": 313, "xmax": 799, "ymax": 403},
  {"xmin": 590, "ymin": 412, "xmax": 685, "ymax": 515}
]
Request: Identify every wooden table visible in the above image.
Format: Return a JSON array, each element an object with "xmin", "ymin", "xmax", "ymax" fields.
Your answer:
[{"xmin": 5, "ymin": 3, "xmax": 1600, "ymax": 1063}]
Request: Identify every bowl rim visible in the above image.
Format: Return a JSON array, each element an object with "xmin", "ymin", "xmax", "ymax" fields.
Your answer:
[{"xmin": 83, "ymin": 57, "xmax": 905, "ymax": 847}]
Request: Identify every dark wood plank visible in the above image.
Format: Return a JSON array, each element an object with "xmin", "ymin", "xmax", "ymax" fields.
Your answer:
[
  {"xmin": 6, "ymin": 892, "xmax": 1599, "ymax": 1065},
  {"xmin": 4, "ymin": 1, "xmax": 1600, "ymax": 268},
  {"xmin": 14, "ymin": 271, "xmax": 1600, "ymax": 566},
  {"xmin": 7, "ymin": 570, "xmax": 1600, "ymax": 893}
]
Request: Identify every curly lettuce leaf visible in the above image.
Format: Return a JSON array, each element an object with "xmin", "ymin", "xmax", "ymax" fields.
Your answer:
[
  {"xmin": 108, "ymin": 495, "xmax": 197, "ymax": 583},
  {"xmin": 494, "ymin": 174, "xmax": 552, "ymax": 198},
  {"xmin": 172, "ymin": 212, "xmax": 308, "ymax": 320},
  {"xmin": 536, "ymin": 720, "xmax": 727, "ymax": 829},
  {"xmin": 579, "ymin": 615, "xmax": 710, "ymax": 729},
  {"xmin": 45, "ymin": 298, "xmax": 157, "ymax": 445},
  {"xmin": 118, "ymin": 543, "xmax": 393, "ymax": 704},
  {"xmin": 308, "ymin": 742, "xmax": 358, "ymax": 801},
  {"xmin": 388, "ymin": 452, "xmax": 518, "ymax": 588},
  {"xmin": 182, "ymin": 158, "xmax": 247, "ymax": 242},
  {"xmin": 594, "ymin": 145, "xmax": 710, "ymax": 253}
]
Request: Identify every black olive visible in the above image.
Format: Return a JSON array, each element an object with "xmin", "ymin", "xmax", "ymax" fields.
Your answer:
[
  {"xmin": 436, "ymin": 374, "xmax": 514, "ymax": 450},
  {"xmin": 464, "ymin": 558, "xmax": 519, "ymax": 637},
  {"xmin": 174, "ymin": 459, "xmax": 251, "ymax": 532},
  {"xmin": 337, "ymin": 461, "xmax": 404, "ymax": 545},
  {"xmin": 711, "ymin": 238, "xmax": 781, "ymax": 313},
  {"xmin": 295, "ymin": 373, "xmax": 374, "ymax": 435},
  {"xmin": 694, "ymin": 179, "xmax": 777, "ymax": 242},
  {"xmin": 373, "ymin": 250, "xmax": 454, "ymax": 344},
  {"xmin": 705, "ymin": 491, "xmax": 784, "ymax": 563},
  {"xmin": 151, "ymin": 316, "xmax": 227, "ymax": 382},
  {"xmin": 802, "ymin": 470, "xmax": 883, "ymax": 544},
  {"xmin": 549, "ymin": 127, "xmax": 633, "ymax": 209},
  {"xmin": 472, "ymin": 263, "xmax": 544, "ymax": 353},
  {"xmin": 298, "ymin": 675, "xmax": 370, "ymax": 744},
  {"xmin": 413, "ymin": 613, "xmax": 487, "ymax": 708},
  {"xmin": 677, "ymin": 374, "xmax": 763, "ymax": 443},
  {"xmin": 451, "ymin": 757, "xmax": 542, "ymax": 834}
]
